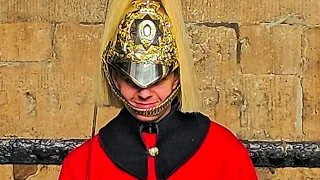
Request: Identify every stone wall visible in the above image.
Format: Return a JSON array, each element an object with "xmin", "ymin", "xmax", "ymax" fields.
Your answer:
[{"xmin": 0, "ymin": 0, "xmax": 319, "ymax": 179}]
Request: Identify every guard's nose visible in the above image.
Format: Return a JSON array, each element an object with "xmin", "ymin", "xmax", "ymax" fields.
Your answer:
[{"xmin": 137, "ymin": 88, "xmax": 153, "ymax": 100}]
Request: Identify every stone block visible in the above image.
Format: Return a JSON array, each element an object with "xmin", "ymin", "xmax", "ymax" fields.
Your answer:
[
  {"xmin": 189, "ymin": 24, "xmax": 238, "ymax": 75},
  {"xmin": 182, "ymin": 0, "xmax": 320, "ymax": 25},
  {"xmin": 53, "ymin": 0, "xmax": 107, "ymax": 22},
  {"xmin": 0, "ymin": 64, "xmax": 53, "ymax": 138},
  {"xmin": 182, "ymin": 0, "xmax": 277, "ymax": 24},
  {"xmin": 1, "ymin": 0, "xmax": 320, "ymax": 25},
  {"xmin": 0, "ymin": 23, "xmax": 52, "ymax": 61},
  {"xmin": 0, "ymin": 165, "xmax": 13, "ymax": 180},
  {"xmin": 96, "ymin": 107, "xmax": 120, "ymax": 132},
  {"xmin": 210, "ymin": 75, "xmax": 245, "ymax": 135},
  {"xmin": 52, "ymin": 23, "xmax": 108, "ymax": 137},
  {"xmin": 189, "ymin": 25, "xmax": 238, "ymax": 117},
  {"xmin": 240, "ymin": 25, "xmax": 303, "ymax": 75},
  {"xmin": 0, "ymin": 24, "xmax": 114, "ymax": 138},
  {"xmin": 0, "ymin": 0, "xmax": 107, "ymax": 23},
  {"xmin": 212, "ymin": 74, "xmax": 300, "ymax": 140},
  {"xmin": 302, "ymin": 28, "xmax": 320, "ymax": 141},
  {"xmin": 256, "ymin": 168, "xmax": 320, "ymax": 180},
  {"xmin": 27, "ymin": 165, "xmax": 61, "ymax": 180},
  {"xmin": 13, "ymin": 164, "xmax": 38, "ymax": 180},
  {"xmin": 0, "ymin": 64, "xmax": 94, "ymax": 138},
  {"xmin": 242, "ymin": 75, "xmax": 301, "ymax": 140}
]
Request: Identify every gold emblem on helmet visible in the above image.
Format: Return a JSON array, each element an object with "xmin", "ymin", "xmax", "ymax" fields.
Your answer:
[
  {"xmin": 139, "ymin": 20, "xmax": 156, "ymax": 47},
  {"xmin": 103, "ymin": 0, "xmax": 178, "ymax": 66}
]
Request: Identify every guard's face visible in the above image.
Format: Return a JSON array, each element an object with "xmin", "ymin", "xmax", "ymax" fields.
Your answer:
[{"xmin": 112, "ymin": 72, "xmax": 179, "ymax": 122}]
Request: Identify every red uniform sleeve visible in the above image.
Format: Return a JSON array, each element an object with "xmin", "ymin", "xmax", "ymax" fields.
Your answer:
[
  {"xmin": 208, "ymin": 121, "xmax": 259, "ymax": 179},
  {"xmin": 59, "ymin": 156, "xmax": 74, "ymax": 180},
  {"xmin": 58, "ymin": 139, "xmax": 92, "ymax": 180},
  {"xmin": 219, "ymin": 144, "xmax": 258, "ymax": 180}
]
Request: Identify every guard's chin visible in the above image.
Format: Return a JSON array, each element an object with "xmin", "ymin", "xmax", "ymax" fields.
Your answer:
[
  {"xmin": 133, "ymin": 114, "xmax": 160, "ymax": 122},
  {"xmin": 128, "ymin": 105, "xmax": 171, "ymax": 123}
]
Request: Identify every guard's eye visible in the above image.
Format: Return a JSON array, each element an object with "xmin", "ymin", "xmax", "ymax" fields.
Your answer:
[
  {"xmin": 153, "ymin": 80, "xmax": 164, "ymax": 86},
  {"xmin": 123, "ymin": 77, "xmax": 136, "ymax": 87}
]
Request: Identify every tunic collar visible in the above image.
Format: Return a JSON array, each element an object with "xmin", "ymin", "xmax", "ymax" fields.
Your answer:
[{"xmin": 99, "ymin": 105, "xmax": 210, "ymax": 180}]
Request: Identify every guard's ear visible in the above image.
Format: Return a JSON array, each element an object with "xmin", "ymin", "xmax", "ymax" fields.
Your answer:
[
  {"xmin": 172, "ymin": 69, "xmax": 180, "ymax": 89},
  {"xmin": 110, "ymin": 69, "xmax": 120, "ymax": 90}
]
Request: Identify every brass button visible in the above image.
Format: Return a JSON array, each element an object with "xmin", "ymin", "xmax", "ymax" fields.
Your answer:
[{"xmin": 148, "ymin": 147, "xmax": 159, "ymax": 157}]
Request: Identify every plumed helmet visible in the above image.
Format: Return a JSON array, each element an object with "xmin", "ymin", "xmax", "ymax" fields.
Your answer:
[{"xmin": 95, "ymin": 0, "xmax": 200, "ymax": 116}]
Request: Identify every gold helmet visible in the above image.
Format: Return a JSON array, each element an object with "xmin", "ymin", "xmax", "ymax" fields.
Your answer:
[{"xmin": 95, "ymin": 0, "xmax": 200, "ymax": 116}]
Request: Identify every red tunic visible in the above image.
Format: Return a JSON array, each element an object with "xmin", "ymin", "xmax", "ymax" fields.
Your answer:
[{"xmin": 59, "ymin": 121, "xmax": 258, "ymax": 180}]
